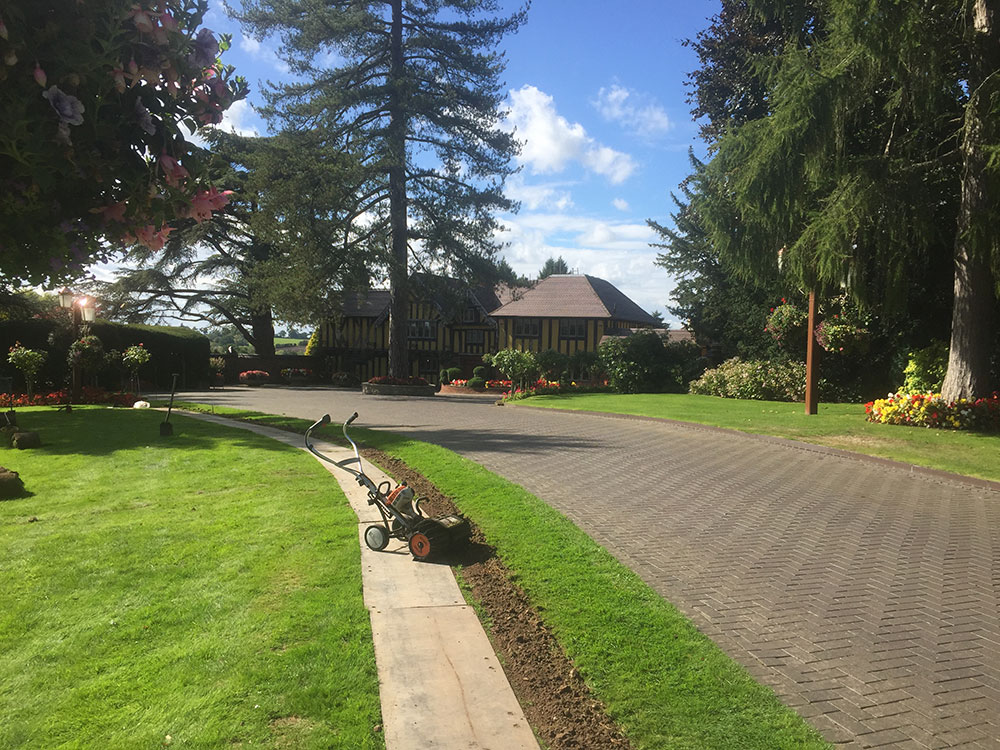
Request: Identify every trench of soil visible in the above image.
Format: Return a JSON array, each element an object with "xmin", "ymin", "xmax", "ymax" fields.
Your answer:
[{"xmin": 364, "ymin": 447, "xmax": 633, "ymax": 750}]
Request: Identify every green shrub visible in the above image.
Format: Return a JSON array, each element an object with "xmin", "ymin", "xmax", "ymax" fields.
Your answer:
[
  {"xmin": 472, "ymin": 365, "xmax": 486, "ymax": 379},
  {"xmin": 535, "ymin": 348, "xmax": 569, "ymax": 380},
  {"xmin": 447, "ymin": 366, "xmax": 462, "ymax": 382},
  {"xmin": 488, "ymin": 349, "xmax": 538, "ymax": 390},
  {"xmin": 568, "ymin": 349, "xmax": 602, "ymax": 381},
  {"xmin": 901, "ymin": 341, "xmax": 948, "ymax": 393},
  {"xmin": 689, "ymin": 358, "xmax": 806, "ymax": 401},
  {"xmin": 598, "ymin": 331, "xmax": 702, "ymax": 393},
  {"xmin": 466, "ymin": 376, "xmax": 486, "ymax": 389},
  {"xmin": 439, "ymin": 368, "xmax": 451, "ymax": 384}
]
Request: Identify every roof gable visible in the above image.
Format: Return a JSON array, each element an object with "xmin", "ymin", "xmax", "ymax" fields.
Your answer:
[{"xmin": 490, "ymin": 275, "xmax": 657, "ymax": 325}]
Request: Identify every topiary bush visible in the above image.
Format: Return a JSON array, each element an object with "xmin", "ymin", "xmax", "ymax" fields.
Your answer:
[
  {"xmin": 447, "ymin": 367, "xmax": 462, "ymax": 382},
  {"xmin": 439, "ymin": 368, "xmax": 451, "ymax": 384},
  {"xmin": 472, "ymin": 365, "xmax": 486, "ymax": 379},
  {"xmin": 466, "ymin": 376, "xmax": 486, "ymax": 389}
]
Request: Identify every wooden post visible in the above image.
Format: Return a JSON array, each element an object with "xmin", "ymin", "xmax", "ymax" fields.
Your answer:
[{"xmin": 805, "ymin": 289, "xmax": 818, "ymax": 415}]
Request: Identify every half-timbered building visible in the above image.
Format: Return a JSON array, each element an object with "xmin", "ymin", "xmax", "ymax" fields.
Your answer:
[{"xmin": 316, "ymin": 272, "xmax": 657, "ymax": 382}]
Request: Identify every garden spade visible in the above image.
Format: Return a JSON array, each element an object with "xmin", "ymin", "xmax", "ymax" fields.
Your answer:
[{"xmin": 160, "ymin": 373, "xmax": 179, "ymax": 436}]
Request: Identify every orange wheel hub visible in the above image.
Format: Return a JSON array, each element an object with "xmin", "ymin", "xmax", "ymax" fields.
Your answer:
[{"xmin": 409, "ymin": 531, "xmax": 431, "ymax": 559}]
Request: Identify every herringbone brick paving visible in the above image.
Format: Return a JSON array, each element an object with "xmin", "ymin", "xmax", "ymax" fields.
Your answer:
[{"xmin": 190, "ymin": 389, "xmax": 1000, "ymax": 748}]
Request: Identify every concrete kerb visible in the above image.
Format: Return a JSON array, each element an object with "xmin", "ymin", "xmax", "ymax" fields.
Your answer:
[{"xmin": 173, "ymin": 410, "xmax": 539, "ymax": 750}]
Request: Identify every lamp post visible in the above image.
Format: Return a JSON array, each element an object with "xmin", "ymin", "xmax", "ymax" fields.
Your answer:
[{"xmin": 57, "ymin": 288, "xmax": 96, "ymax": 403}]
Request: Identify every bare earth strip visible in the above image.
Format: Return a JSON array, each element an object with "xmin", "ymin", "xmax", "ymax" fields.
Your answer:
[{"xmin": 184, "ymin": 388, "xmax": 1000, "ymax": 749}]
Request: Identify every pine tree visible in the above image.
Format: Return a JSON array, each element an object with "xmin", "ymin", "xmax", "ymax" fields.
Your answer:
[
  {"xmin": 234, "ymin": 0, "xmax": 527, "ymax": 376},
  {"xmin": 538, "ymin": 256, "xmax": 569, "ymax": 279}
]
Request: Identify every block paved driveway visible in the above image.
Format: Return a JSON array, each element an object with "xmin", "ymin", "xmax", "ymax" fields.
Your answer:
[{"xmin": 184, "ymin": 387, "xmax": 1000, "ymax": 748}]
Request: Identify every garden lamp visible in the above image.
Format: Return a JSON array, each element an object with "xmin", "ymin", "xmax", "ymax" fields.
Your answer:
[{"xmin": 79, "ymin": 297, "xmax": 96, "ymax": 323}]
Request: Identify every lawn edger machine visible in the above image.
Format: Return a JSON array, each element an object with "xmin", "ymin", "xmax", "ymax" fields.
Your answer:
[{"xmin": 304, "ymin": 412, "xmax": 471, "ymax": 561}]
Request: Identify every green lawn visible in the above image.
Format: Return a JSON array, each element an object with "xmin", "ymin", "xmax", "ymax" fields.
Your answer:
[
  {"xmin": 519, "ymin": 393, "xmax": 1000, "ymax": 483},
  {"xmin": 171, "ymin": 403, "xmax": 830, "ymax": 750},
  {"xmin": 0, "ymin": 407, "xmax": 382, "ymax": 750}
]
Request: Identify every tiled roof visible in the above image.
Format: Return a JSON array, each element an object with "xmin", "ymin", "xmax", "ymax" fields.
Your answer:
[{"xmin": 491, "ymin": 274, "xmax": 658, "ymax": 325}]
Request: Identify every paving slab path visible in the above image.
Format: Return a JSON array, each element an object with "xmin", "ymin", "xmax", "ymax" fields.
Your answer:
[{"xmin": 182, "ymin": 387, "xmax": 1000, "ymax": 748}]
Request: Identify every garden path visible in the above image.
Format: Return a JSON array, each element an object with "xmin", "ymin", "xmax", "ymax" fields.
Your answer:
[{"xmin": 181, "ymin": 386, "xmax": 1000, "ymax": 749}]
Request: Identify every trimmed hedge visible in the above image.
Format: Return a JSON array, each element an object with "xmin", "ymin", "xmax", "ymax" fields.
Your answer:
[{"xmin": 0, "ymin": 319, "xmax": 210, "ymax": 391}]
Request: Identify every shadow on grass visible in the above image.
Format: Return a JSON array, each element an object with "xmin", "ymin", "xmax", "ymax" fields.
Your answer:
[
  {"xmin": 5, "ymin": 407, "xmax": 301, "ymax": 458},
  {"xmin": 356, "ymin": 423, "xmax": 604, "ymax": 455}
]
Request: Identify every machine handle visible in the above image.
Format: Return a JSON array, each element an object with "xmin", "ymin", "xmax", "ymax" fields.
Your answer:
[
  {"xmin": 346, "ymin": 412, "xmax": 359, "ymax": 426},
  {"xmin": 308, "ymin": 414, "xmax": 331, "ymax": 433}
]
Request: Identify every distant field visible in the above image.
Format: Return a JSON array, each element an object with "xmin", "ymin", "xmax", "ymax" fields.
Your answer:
[{"xmin": 274, "ymin": 337, "xmax": 308, "ymax": 346}]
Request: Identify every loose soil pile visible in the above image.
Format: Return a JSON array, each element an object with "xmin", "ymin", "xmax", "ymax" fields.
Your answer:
[{"xmin": 364, "ymin": 448, "xmax": 632, "ymax": 750}]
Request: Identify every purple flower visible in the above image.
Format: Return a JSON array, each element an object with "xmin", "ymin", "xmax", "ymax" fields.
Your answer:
[
  {"xmin": 42, "ymin": 86, "xmax": 84, "ymax": 125},
  {"xmin": 134, "ymin": 98, "xmax": 156, "ymax": 135},
  {"xmin": 190, "ymin": 28, "xmax": 218, "ymax": 68}
]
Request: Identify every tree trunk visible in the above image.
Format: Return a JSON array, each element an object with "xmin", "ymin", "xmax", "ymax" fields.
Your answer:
[
  {"xmin": 941, "ymin": 0, "xmax": 998, "ymax": 401},
  {"xmin": 250, "ymin": 309, "xmax": 276, "ymax": 357},
  {"xmin": 386, "ymin": 0, "xmax": 409, "ymax": 378}
]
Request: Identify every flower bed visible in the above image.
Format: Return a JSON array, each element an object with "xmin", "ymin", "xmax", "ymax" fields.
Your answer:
[
  {"xmin": 501, "ymin": 379, "xmax": 612, "ymax": 402},
  {"xmin": 238, "ymin": 370, "xmax": 270, "ymax": 385},
  {"xmin": 448, "ymin": 378, "xmax": 512, "ymax": 391},
  {"xmin": 0, "ymin": 387, "xmax": 138, "ymax": 407},
  {"xmin": 362, "ymin": 375, "xmax": 435, "ymax": 397},
  {"xmin": 865, "ymin": 392, "xmax": 1000, "ymax": 431}
]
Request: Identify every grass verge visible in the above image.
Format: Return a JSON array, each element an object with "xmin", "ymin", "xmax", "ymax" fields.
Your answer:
[
  {"xmin": 517, "ymin": 393, "xmax": 1000, "ymax": 483},
  {"xmin": 0, "ymin": 407, "xmax": 382, "ymax": 750},
  {"xmin": 172, "ymin": 402, "xmax": 829, "ymax": 749}
]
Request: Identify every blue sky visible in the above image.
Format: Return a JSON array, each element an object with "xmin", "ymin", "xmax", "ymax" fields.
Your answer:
[{"xmin": 203, "ymin": 0, "xmax": 722, "ymax": 323}]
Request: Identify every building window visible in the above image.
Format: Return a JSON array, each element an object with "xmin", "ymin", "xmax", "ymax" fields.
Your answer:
[
  {"xmin": 408, "ymin": 319, "xmax": 437, "ymax": 340},
  {"xmin": 465, "ymin": 330, "xmax": 484, "ymax": 345},
  {"xmin": 559, "ymin": 319, "xmax": 586, "ymax": 339},
  {"xmin": 513, "ymin": 318, "xmax": 540, "ymax": 337},
  {"xmin": 463, "ymin": 306, "xmax": 480, "ymax": 323}
]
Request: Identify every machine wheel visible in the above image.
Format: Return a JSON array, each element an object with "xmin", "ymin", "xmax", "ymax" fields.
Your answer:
[
  {"xmin": 408, "ymin": 531, "xmax": 432, "ymax": 560},
  {"xmin": 364, "ymin": 525, "xmax": 389, "ymax": 551}
]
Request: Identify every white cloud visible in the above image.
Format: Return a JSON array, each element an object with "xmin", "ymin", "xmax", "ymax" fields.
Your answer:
[
  {"xmin": 216, "ymin": 99, "xmax": 261, "ymax": 137},
  {"xmin": 495, "ymin": 212, "xmax": 674, "ymax": 319},
  {"xmin": 612, "ymin": 198, "xmax": 629, "ymax": 212},
  {"xmin": 505, "ymin": 176, "xmax": 574, "ymax": 212},
  {"xmin": 239, "ymin": 35, "xmax": 262, "ymax": 55},
  {"xmin": 594, "ymin": 84, "xmax": 671, "ymax": 138},
  {"xmin": 505, "ymin": 85, "xmax": 637, "ymax": 185}
]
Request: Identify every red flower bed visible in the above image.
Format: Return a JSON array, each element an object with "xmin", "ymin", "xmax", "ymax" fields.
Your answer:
[
  {"xmin": 367, "ymin": 376, "xmax": 430, "ymax": 386},
  {"xmin": 0, "ymin": 387, "xmax": 138, "ymax": 407}
]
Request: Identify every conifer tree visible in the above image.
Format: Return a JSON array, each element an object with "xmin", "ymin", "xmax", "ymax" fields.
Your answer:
[
  {"xmin": 101, "ymin": 130, "xmax": 370, "ymax": 354},
  {"xmin": 698, "ymin": 0, "xmax": 997, "ymax": 399},
  {"xmin": 538, "ymin": 256, "xmax": 569, "ymax": 279},
  {"xmin": 234, "ymin": 0, "xmax": 527, "ymax": 376}
]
